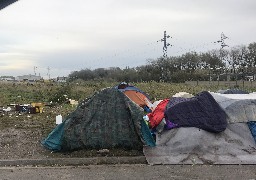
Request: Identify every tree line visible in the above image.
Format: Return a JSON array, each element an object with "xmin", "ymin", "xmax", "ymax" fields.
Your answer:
[{"xmin": 69, "ymin": 42, "xmax": 256, "ymax": 83}]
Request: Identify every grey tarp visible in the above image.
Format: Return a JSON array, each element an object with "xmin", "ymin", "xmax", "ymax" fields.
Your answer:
[
  {"xmin": 143, "ymin": 92, "xmax": 256, "ymax": 164},
  {"xmin": 144, "ymin": 123, "xmax": 256, "ymax": 164},
  {"xmin": 217, "ymin": 89, "xmax": 249, "ymax": 94},
  {"xmin": 210, "ymin": 92, "xmax": 256, "ymax": 123}
]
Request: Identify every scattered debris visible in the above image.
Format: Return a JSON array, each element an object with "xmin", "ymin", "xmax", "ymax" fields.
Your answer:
[
  {"xmin": 56, "ymin": 114, "xmax": 62, "ymax": 125},
  {"xmin": 97, "ymin": 149, "xmax": 110, "ymax": 156},
  {"xmin": 69, "ymin": 99, "xmax": 79, "ymax": 107},
  {"xmin": 3, "ymin": 107, "xmax": 12, "ymax": 112}
]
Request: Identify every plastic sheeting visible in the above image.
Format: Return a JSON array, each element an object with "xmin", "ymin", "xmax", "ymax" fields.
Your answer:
[
  {"xmin": 144, "ymin": 92, "xmax": 256, "ymax": 165},
  {"xmin": 210, "ymin": 92, "xmax": 256, "ymax": 123},
  {"xmin": 144, "ymin": 123, "xmax": 256, "ymax": 164}
]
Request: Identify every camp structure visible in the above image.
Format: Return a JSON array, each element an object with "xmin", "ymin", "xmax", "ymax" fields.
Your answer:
[
  {"xmin": 115, "ymin": 82, "xmax": 153, "ymax": 112},
  {"xmin": 42, "ymin": 87, "xmax": 155, "ymax": 152},
  {"xmin": 42, "ymin": 86, "xmax": 256, "ymax": 165},
  {"xmin": 143, "ymin": 91, "xmax": 256, "ymax": 165}
]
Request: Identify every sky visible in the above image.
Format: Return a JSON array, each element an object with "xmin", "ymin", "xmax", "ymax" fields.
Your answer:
[{"xmin": 0, "ymin": 0, "xmax": 256, "ymax": 79}]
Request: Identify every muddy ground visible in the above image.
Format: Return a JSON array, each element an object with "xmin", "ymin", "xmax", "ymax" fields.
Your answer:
[{"xmin": 0, "ymin": 105, "xmax": 143, "ymax": 160}]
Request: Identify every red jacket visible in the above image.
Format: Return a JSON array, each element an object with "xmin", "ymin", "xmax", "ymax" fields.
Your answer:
[{"xmin": 148, "ymin": 99, "xmax": 169, "ymax": 128}]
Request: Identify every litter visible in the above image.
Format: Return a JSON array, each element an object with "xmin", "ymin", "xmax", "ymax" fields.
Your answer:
[
  {"xmin": 56, "ymin": 114, "xmax": 62, "ymax": 125},
  {"xmin": 69, "ymin": 99, "xmax": 79, "ymax": 107}
]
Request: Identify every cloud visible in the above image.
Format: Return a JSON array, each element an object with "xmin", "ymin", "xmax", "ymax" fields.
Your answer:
[
  {"xmin": 0, "ymin": 52, "xmax": 35, "ymax": 76},
  {"xmin": 1, "ymin": 0, "xmax": 256, "ymax": 78}
]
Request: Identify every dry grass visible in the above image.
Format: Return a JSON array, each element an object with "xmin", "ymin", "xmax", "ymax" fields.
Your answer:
[{"xmin": 0, "ymin": 80, "xmax": 254, "ymax": 159}]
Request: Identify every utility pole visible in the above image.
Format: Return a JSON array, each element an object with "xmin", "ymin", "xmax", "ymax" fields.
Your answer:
[
  {"xmin": 161, "ymin": 31, "xmax": 172, "ymax": 58},
  {"xmin": 47, "ymin": 66, "xmax": 50, "ymax": 80},
  {"xmin": 216, "ymin": 32, "xmax": 228, "ymax": 49},
  {"xmin": 157, "ymin": 31, "xmax": 172, "ymax": 82},
  {"xmin": 215, "ymin": 32, "xmax": 229, "ymax": 81},
  {"xmin": 215, "ymin": 32, "xmax": 229, "ymax": 58},
  {"xmin": 34, "ymin": 66, "xmax": 37, "ymax": 76}
]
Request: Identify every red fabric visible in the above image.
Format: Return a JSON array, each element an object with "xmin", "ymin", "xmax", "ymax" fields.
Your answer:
[{"xmin": 148, "ymin": 99, "xmax": 169, "ymax": 128}]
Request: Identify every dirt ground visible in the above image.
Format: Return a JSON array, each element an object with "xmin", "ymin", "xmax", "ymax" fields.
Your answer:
[
  {"xmin": 1, "ymin": 96, "xmax": 256, "ymax": 180},
  {"xmin": 0, "ymin": 105, "xmax": 143, "ymax": 160}
]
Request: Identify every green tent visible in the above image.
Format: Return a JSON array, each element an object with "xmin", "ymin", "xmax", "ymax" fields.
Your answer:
[{"xmin": 42, "ymin": 88, "xmax": 155, "ymax": 151}]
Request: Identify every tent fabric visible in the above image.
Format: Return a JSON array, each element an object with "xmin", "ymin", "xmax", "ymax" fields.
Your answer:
[
  {"xmin": 115, "ymin": 83, "xmax": 153, "ymax": 109},
  {"xmin": 165, "ymin": 91, "xmax": 227, "ymax": 133},
  {"xmin": 114, "ymin": 82, "xmax": 150, "ymax": 99},
  {"xmin": 123, "ymin": 90, "xmax": 149, "ymax": 107},
  {"xmin": 42, "ymin": 88, "xmax": 155, "ymax": 151},
  {"xmin": 41, "ymin": 122, "xmax": 65, "ymax": 151},
  {"xmin": 143, "ymin": 123, "xmax": 256, "ymax": 165},
  {"xmin": 210, "ymin": 92, "xmax": 256, "ymax": 123}
]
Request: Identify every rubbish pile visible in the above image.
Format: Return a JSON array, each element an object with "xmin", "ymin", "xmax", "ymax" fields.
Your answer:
[{"xmin": 0, "ymin": 102, "xmax": 47, "ymax": 116}]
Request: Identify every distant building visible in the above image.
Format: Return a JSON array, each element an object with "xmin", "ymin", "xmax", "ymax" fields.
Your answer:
[
  {"xmin": 0, "ymin": 76, "xmax": 15, "ymax": 81},
  {"xmin": 57, "ymin": 76, "xmax": 67, "ymax": 83},
  {"xmin": 16, "ymin": 74, "xmax": 42, "ymax": 82}
]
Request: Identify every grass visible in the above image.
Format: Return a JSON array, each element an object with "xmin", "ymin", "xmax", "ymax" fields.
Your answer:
[
  {"xmin": 1, "ymin": 80, "xmax": 255, "ymax": 128},
  {"xmin": 0, "ymin": 80, "xmax": 255, "ymax": 158}
]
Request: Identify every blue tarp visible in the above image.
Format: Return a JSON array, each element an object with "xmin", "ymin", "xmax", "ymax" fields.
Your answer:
[{"xmin": 248, "ymin": 121, "xmax": 256, "ymax": 143}]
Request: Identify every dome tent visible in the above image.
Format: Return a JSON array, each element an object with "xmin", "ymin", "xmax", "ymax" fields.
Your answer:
[
  {"xmin": 115, "ymin": 82, "xmax": 153, "ymax": 112},
  {"xmin": 42, "ymin": 88, "xmax": 155, "ymax": 152}
]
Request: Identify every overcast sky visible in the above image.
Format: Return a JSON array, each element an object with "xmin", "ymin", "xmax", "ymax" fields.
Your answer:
[{"xmin": 0, "ymin": 0, "xmax": 256, "ymax": 78}]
